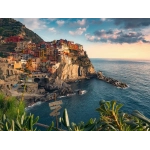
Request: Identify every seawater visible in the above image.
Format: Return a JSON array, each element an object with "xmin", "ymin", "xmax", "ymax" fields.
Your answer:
[{"xmin": 26, "ymin": 58, "xmax": 150, "ymax": 128}]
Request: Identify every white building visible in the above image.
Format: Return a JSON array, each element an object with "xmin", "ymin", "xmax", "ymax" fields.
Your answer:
[{"xmin": 20, "ymin": 59, "xmax": 27, "ymax": 64}]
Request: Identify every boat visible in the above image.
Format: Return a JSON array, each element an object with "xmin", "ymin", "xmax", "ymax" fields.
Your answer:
[
  {"xmin": 66, "ymin": 93, "xmax": 76, "ymax": 97},
  {"xmin": 58, "ymin": 95, "xmax": 66, "ymax": 98},
  {"xmin": 78, "ymin": 90, "xmax": 87, "ymax": 95}
]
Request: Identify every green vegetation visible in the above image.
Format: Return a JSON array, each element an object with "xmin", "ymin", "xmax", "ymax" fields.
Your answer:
[
  {"xmin": 0, "ymin": 93, "xmax": 25, "ymax": 120},
  {"xmin": 0, "ymin": 95, "xmax": 149, "ymax": 131}
]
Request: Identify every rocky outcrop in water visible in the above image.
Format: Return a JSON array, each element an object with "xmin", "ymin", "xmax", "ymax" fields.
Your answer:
[
  {"xmin": 38, "ymin": 77, "xmax": 73, "ymax": 95},
  {"xmin": 97, "ymin": 71, "xmax": 128, "ymax": 88}
]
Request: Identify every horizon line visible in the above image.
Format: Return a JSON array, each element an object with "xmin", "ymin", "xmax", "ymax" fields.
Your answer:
[{"xmin": 89, "ymin": 57, "xmax": 150, "ymax": 61}]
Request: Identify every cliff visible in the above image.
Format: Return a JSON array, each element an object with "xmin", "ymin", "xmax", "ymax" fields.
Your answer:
[
  {"xmin": 52, "ymin": 51, "xmax": 96, "ymax": 81},
  {"xmin": 37, "ymin": 50, "xmax": 96, "ymax": 96}
]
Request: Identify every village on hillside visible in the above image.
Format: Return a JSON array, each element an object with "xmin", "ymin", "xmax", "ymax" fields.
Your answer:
[
  {"xmin": 0, "ymin": 35, "xmax": 90, "ymax": 99},
  {"xmin": 0, "ymin": 36, "xmax": 86, "ymax": 75}
]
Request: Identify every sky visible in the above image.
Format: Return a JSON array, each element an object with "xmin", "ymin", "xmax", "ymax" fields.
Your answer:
[{"xmin": 15, "ymin": 18, "xmax": 150, "ymax": 60}]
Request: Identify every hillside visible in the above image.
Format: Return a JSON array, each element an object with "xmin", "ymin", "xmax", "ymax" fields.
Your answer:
[{"xmin": 0, "ymin": 18, "xmax": 44, "ymax": 53}]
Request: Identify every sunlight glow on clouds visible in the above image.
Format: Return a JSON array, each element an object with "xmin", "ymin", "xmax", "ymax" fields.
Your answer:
[
  {"xmin": 69, "ymin": 27, "xmax": 86, "ymax": 35},
  {"xmin": 56, "ymin": 20, "xmax": 65, "ymax": 26},
  {"xmin": 48, "ymin": 27, "xmax": 57, "ymax": 33},
  {"xmin": 87, "ymin": 29, "xmax": 150, "ymax": 44},
  {"xmin": 19, "ymin": 18, "xmax": 47, "ymax": 30},
  {"xmin": 15, "ymin": 18, "xmax": 150, "ymax": 59},
  {"xmin": 77, "ymin": 19, "xmax": 86, "ymax": 26},
  {"xmin": 69, "ymin": 19, "xmax": 87, "ymax": 27}
]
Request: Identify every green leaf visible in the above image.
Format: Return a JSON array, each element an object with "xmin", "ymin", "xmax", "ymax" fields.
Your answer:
[
  {"xmin": 111, "ymin": 100, "xmax": 117, "ymax": 111},
  {"xmin": 89, "ymin": 118, "xmax": 93, "ymax": 124},
  {"xmin": 15, "ymin": 119, "xmax": 22, "ymax": 130},
  {"xmin": 33, "ymin": 116, "xmax": 39, "ymax": 125},
  {"xmin": 2, "ymin": 114, "xmax": 6, "ymax": 122},
  {"xmin": 105, "ymin": 101, "xmax": 111, "ymax": 110},
  {"xmin": 84, "ymin": 124, "xmax": 96, "ymax": 131},
  {"xmin": 29, "ymin": 115, "xmax": 33, "ymax": 130},
  {"xmin": 21, "ymin": 114, "xmax": 25, "ymax": 125},
  {"xmin": 5, "ymin": 122, "xmax": 9, "ymax": 131},
  {"xmin": 99, "ymin": 100, "xmax": 106, "ymax": 105},
  {"xmin": 132, "ymin": 110, "xmax": 150, "ymax": 124},
  {"xmin": 47, "ymin": 121, "xmax": 54, "ymax": 131},
  {"xmin": 115, "ymin": 103, "xmax": 123, "ymax": 113},
  {"xmin": 107, "ymin": 124, "xmax": 117, "ymax": 131},
  {"xmin": 11, "ymin": 120, "xmax": 15, "ymax": 131},
  {"xmin": 63, "ymin": 109, "xmax": 70, "ymax": 127}
]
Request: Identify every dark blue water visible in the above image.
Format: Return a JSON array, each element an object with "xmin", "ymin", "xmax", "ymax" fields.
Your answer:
[{"xmin": 26, "ymin": 58, "xmax": 150, "ymax": 127}]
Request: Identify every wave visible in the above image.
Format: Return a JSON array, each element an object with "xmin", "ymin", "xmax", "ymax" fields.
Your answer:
[
  {"xmin": 66, "ymin": 93, "xmax": 76, "ymax": 97},
  {"xmin": 58, "ymin": 95, "xmax": 67, "ymax": 98},
  {"xmin": 25, "ymin": 101, "xmax": 42, "ymax": 110}
]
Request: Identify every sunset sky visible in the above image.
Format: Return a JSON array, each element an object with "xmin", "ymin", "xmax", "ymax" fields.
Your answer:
[{"xmin": 15, "ymin": 18, "xmax": 150, "ymax": 60}]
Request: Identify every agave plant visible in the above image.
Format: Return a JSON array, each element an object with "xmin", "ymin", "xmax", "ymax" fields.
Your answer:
[
  {"xmin": 131, "ymin": 110, "xmax": 150, "ymax": 131},
  {"xmin": 0, "ymin": 112, "xmax": 39, "ymax": 131},
  {"xmin": 59, "ymin": 108, "xmax": 97, "ymax": 131}
]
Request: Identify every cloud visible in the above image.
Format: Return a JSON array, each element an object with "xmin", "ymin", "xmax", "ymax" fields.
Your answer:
[
  {"xmin": 114, "ymin": 18, "xmax": 150, "ymax": 29},
  {"xmin": 69, "ymin": 19, "xmax": 87, "ymax": 27},
  {"xmin": 48, "ymin": 27, "xmax": 57, "ymax": 33},
  {"xmin": 56, "ymin": 20, "xmax": 65, "ymax": 26},
  {"xmin": 77, "ymin": 19, "xmax": 86, "ymax": 26},
  {"xmin": 16, "ymin": 18, "xmax": 47, "ymax": 30},
  {"xmin": 85, "ymin": 33, "xmax": 99, "ymax": 42},
  {"xmin": 86, "ymin": 29, "xmax": 150, "ymax": 44},
  {"xmin": 69, "ymin": 27, "xmax": 86, "ymax": 35},
  {"xmin": 94, "ymin": 29, "xmax": 114, "ymax": 37}
]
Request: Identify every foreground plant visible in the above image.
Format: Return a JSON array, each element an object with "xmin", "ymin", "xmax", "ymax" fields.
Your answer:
[
  {"xmin": 96, "ymin": 100, "xmax": 150, "ymax": 131},
  {"xmin": 0, "ymin": 112, "xmax": 39, "ymax": 131},
  {"xmin": 0, "ymin": 98, "xmax": 150, "ymax": 131},
  {"xmin": 58, "ymin": 108, "xmax": 97, "ymax": 131},
  {"xmin": 0, "ymin": 93, "xmax": 25, "ymax": 120}
]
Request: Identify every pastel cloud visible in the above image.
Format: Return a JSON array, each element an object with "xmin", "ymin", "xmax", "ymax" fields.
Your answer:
[
  {"xmin": 77, "ymin": 19, "xmax": 86, "ymax": 26},
  {"xmin": 48, "ymin": 27, "xmax": 57, "ymax": 33},
  {"xmin": 56, "ymin": 20, "xmax": 65, "ymax": 26},
  {"xmin": 69, "ymin": 19, "xmax": 87, "ymax": 27},
  {"xmin": 17, "ymin": 18, "xmax": 47, "ymax": 30},
  {"xmin": 69, "ymin": 27, "xmax": 86, "ymax": 35},
  {"xmin": 86, "ymin": 29, "xmax": 150, "ymax": 44}
]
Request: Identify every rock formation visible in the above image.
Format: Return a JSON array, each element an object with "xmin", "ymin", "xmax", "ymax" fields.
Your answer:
[
  {"xmin": 97, "ymin": 71, "xmax": 128, "ymax": 88},
  {"xmin": 53, "ymin": 52, "xmax": 96, "ymax": 81}
]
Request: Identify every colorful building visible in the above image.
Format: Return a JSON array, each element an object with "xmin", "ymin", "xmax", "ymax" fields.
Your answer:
[{"xmin": 5, "ymin": 36, "xmax": 23, "ymax": 43}]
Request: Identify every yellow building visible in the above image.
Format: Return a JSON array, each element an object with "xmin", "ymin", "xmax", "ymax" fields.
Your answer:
[{"xmin": 13, "ymin": 61, "xmax": 22, "ymax": 69}]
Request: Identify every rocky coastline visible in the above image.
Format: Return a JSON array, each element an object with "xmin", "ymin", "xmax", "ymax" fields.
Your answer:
[
  {"xmin": 0, "ymin": 69, "xmax": 128, "ymax": 108},
  {"xmin": 0, "ymin": 53, "xmax": 128, "ymax": 108},
  {"xmin": 97, "ymin": 71, "xmax": 128, "ymax": 88}
]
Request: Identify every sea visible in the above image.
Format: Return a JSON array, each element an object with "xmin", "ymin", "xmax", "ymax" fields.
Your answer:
[{"xmin": 26, "ymin": 58, "xmax": 150, "ymax": 129}]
